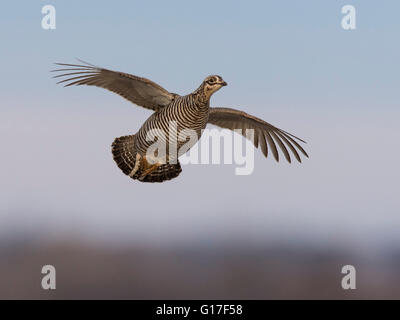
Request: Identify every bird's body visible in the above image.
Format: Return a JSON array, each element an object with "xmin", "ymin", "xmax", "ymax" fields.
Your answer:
[
  {"xmin": 53, "ymin": 61, "xmax": 308, "ymax": 183},
  {"xmin": 135, "ymin": 93, "xmax": 210, "ymax": 159}
]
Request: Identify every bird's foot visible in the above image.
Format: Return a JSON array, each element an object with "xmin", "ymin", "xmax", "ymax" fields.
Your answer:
[{"xmin": 139, "ymin": 158, "xmax": 161, "ymax": 180}]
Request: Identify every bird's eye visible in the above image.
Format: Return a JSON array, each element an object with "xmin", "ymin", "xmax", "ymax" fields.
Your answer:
[{"xmin": 207, "ymin": 79, "xmax": 215, "ymax": 84}]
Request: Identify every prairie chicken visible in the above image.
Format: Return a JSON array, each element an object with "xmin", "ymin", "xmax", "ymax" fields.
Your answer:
[{"xmin": 53, "ymin": 61, "xmax": 308, "ymax": 183}]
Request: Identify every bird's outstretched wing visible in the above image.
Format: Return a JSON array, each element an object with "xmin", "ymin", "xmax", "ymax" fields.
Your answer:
[
  {"xmin": 52, "ymin": 60, "xmax": 178, "ymax": 111},
  {"xmin": 207, "ymin": 107, "xmax": 308, "ymax": 163}
]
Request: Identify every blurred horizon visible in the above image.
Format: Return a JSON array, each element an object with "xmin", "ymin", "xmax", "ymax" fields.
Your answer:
[{"xmin": 2, "ymin": 237, "xmax": 400, "ymax": 299}]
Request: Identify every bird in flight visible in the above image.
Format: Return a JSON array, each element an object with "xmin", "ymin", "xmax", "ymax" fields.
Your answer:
[{"xmin": 53, "ymin": 61, "xmax": 308, "ymax": 183}]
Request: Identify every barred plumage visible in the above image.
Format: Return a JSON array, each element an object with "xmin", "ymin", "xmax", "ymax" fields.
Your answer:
[
  {"xmin": 53, "ymin": 60, "xmax": 309, "ymax": 183},
  {"xmin": 135, "ymin": 94, "xmax": 210, "ymax": 160}
]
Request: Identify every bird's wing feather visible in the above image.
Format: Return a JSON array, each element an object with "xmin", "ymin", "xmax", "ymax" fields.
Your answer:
[
  {"xmin": 207, "ymin": 107, "xmax": 308, "ymax": 163},
  {"xmin": 52, "ymin": 61, "xmax": 178, "ymax": 111}
]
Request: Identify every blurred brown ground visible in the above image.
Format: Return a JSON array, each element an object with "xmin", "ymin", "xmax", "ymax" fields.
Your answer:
[{"xmin": 1, "ymin": 237, "xmax": 400, "ymax": 299}]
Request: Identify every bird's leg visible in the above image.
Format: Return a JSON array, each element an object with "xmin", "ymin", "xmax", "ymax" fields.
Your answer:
[
  {"xmin": 139, "ymin": 156, "xmax": 161, "ymax": 179},
  {"xmin": 140, "ymin": 163, "xmax": 160, "ymax": 178}
]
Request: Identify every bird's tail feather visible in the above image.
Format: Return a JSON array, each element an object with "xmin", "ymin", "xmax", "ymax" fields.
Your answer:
[
  {"xmin": 111, "ymin": 135, "xmax": 138, "ymax": 176},
  {"xmin": 111, "ymin": 135, "xmax": 182, "ymax": 183},
  {"xmin": 139, "ymin": 162, "xmax": 182, "ymax": 183}
]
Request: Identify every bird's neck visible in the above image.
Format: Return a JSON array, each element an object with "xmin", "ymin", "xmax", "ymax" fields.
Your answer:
[{"xmin": 192, "ymin": 84, "xmax": 210, "ymax": 105}]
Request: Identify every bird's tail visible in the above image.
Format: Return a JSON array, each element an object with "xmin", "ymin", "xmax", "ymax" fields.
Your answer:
[{"xmin": 111, "ymin": 135, "xmax": 182, "ymax": 183}]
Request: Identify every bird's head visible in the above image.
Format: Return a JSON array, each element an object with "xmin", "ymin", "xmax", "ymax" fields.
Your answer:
[{"xmin": 199, "ymin": 75, "xmax": 227, "ymax": 99}]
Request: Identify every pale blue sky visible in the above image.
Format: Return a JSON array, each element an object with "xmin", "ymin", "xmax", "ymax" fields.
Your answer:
[
  {"xmin": 1, "ymin": 0, "xmax": 399, "ymax": 106},
  {"xmin": 1, "ymin": 1, "xmax": 399, "ymax": 248}
]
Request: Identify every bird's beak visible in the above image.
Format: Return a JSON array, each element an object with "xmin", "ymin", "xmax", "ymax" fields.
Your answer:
[{"xmin": 220, "ymin": 81, "xmax": 227, "ymax": 86}]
